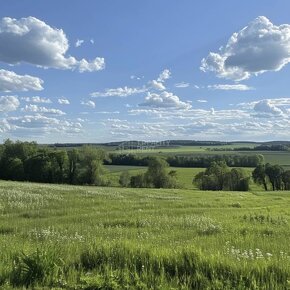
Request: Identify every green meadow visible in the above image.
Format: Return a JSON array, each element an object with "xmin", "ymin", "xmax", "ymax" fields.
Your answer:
[
  {"xmin": 0, "ymin": 181, "xmax": 289, "ymax": 289},
  {"xmin": 105, "ymin": 143, "xmax": 290, "ymax": 168},
  {"xmin": 107, "ymin": 143, "xmax": 259, "ymax": 155},
  {"xmin": 105, "ymin": 165, "xmax": 258, "ymax": 190}
]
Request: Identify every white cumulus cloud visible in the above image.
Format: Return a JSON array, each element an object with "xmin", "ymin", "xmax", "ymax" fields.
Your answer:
[
  {"xmin": 8, "ymin": 114, "xmax": 82, "ymax": 135},
  {"xmin": 91, "ymin": 86, "xmax": 146, "ymax": 98},
  {"xmin": 0, "ymin": 118, "xmax": 13, "ymax": 132},
  {"xmin": 58, "ymin": 98, "xmax": 70, "ymax": 105},
  {"xmin": 22, "ymin": 96, "xmax": 51, "ymax": 103},
  {"xmin": 150, "ymin": 80, "xmax": 166, "ymax": 91},
  {"xmin": 254, "ymin": 99, "xmax": 284, "ymax": 117},
  {"xmin": 81, "ymin": 100, "xmax": 95, "ymax": 108},
  {"xmin": 0, "ymin": 17, "xmax": 105, "ymax": 72},
  {"xmin": 75, "ymin": 39, "xmax": 84, "ymax": 47},
  {"xmin": 21, "ymin": 104, "xmax": 66, "ymax": 115},
  {"xmin": 0, "ymin": 69, "xmax": 43, "ymax": 92},
  {"xmin": 0, "ymin": 95, "xmax": 20, "ymax": 112},
  {"xmin": 201, "ymin": 16, "xmax": 290, "ymax": 80},
  {"xmin": 175, "ymin": 82, "xmax": 190, "ymax": 88},
  {"xmin": 157, "ymin": 69, "xmax": 171, "ymax": 82},
  {"xmin": 139, "ymin": 91, "xmax": 191, "ymax": 109},
  {"xmin": 208, "ymin": 84, "xmax": 253, "ymax": 90}
]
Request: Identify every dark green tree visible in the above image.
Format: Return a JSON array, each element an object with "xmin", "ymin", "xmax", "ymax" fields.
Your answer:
[
  {"xmin": 79, "ymin": 146, "xmax": 108, "ymax": 185},
  {"xmin": 265, "ymin": 163, "xmax": 284, "ymax": 191},
  {"xmin": 145, "ymin": 157, "xmax": 176, "ymax": 188},
  {"xmin": 194, "ymin": 162, "xmax": 249, "ymax": 191},
  {"xmin": 0, "ymin": 140, "xmax": 37, "ymax": 181},
  {"xmin": 205, "ymin": 161, "xmax": 229, "ymax": 190},
  {"xmin": 252, "ymin": 164, "xmax": 268, "ymax": 191},
  {"xmin": 67, "ymin": 149, "xmax": 79, "ymax": 184},
  {"xmin": 194, "ymin": 172, "xmax": 220, "ymax": 190},
  {"xmin": 5, "ymin": 158, "xmax": 25, "ymax": 181},
  {"xmin": 47, "ymin": 150, "xmax": 68, "ymax": 183},
  {"xmin": 130, "ymin": 173, "xmax": 146, "ymax": 188},
  {"xmin": 119, "ymin": 171, "xmax": 131, "ymax": 187},
  {"xmin": 224, "ymin": 168, "xmax": 250, "ymax": 191},
  {"xmin": 24, "ymin": 150, "xmax": 53, "ymax": 183},
  {"xmin": 282, "ymin": 170, "xmax": 290, "ymax": 190}
]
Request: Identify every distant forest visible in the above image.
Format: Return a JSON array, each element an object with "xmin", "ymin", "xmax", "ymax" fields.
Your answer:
[
  {"xmin": 1, "ymin": 139, "xmax": 290, "ymax": 191},
  {"xmin": 49, "ymin": 140, "xmax": 290, "ymax": 149},
  {"xmin": 106, "ymin": 153, "xmax": 264, "ymax": 168}
]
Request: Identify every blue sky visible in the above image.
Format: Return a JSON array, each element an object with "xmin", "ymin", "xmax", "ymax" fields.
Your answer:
[{"xmin": 1, "ymin": 1, "xmax": 290, "ymax": 143}]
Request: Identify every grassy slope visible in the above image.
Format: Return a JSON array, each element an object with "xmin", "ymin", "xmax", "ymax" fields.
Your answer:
[{"xmin": 0, "ymin": 181, "xmax": 289, "ymax": 288}]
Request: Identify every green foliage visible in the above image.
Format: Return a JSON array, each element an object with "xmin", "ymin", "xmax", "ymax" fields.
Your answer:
[
  {"xmin": 252, "ymin": 163, "xmax": 290, "ymax": 191},
  {"xmin": 0, "ymin": 140, "xmax": 109, "ymax": 186},
  {"xmin": 5, "ymin": 157, "xmax": 24, "ymax": 181},
  {"xmin": 24, "ymin": 150, "xmax": 54, "ymax": 183},
  {"xmin": 119, "ymin": 171, "xmax": 131, "ymax": 187},
  {"xmin": 130, "ymin": 157, "xmax": 178, "ymax": 188},
  {"xmin": 52, "ymin": 150, "xmax": 68, "ymax": 183},
  {"xmin": 145, "ymin": 157, "xmax": 170, "ymax": 188},
  {"xmin": 252, "ymin": 164, "xmax": 268, "ymax": 190},
  {"xmin": 0, "ymin": 140, "xmax": 37, "ymax": 180},
  {"xmin": 130, "ymin": 173, "xmax": 147, "ymax": 188},
  {"xmin": 282, "ymin": 170, "xmax": 290, "ymax": 190},
  {"xmin": 78, "ymin": 146, "xmax": 108, "ymax": 185},
  {"xmin": 265, "ymin": 163, "xmax": 284, "ymax": 191},
  {"xmin": 68, "ymin": 148, "xmax": 79, "ymax": 184},
  {"xmin": 194, "ymin": 162, "xmax": 250, "ymax": 191},
  {"xmin": 10, "ymin": 249, "xmax": 64, "ymax": 288},
  {"xmin": 109, "ymin": 152, "xmax": 264, "ymax": 168},
  {"xmin": 224, "ymin": 168, "xmax": 250, "ymax": 191}
]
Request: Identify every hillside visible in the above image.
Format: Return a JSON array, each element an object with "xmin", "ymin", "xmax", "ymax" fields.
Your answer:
[{"xmin": 0, "ymin": 181, "xmax": 289, "ymax": 288}]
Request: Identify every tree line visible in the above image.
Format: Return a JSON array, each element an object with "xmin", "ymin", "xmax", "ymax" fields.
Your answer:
[
  {"xmin": 252, "ymin": 163, "xmax": 290, "ymax": 191},
  {"xmin": 1, "ymin": 140, "xmax": 290, "ymax": 191},
  {"xmin": 193, "ymin": 161, "xmax": 250, "ymax": 191},
  {"xmin": 193, "ymin": 161, "xmax": 290, "ymax": 191},
  {"xmin": 0, "ymin": 140, "xmax": 177, "ymax": 189},
  {"xmin": 106, "ymin": 153, "xmax": 264, "ymax": 168},
  {"xmin": 0, "ymin": 140, "xmax": 109, "ymax": 185},
  {"xmin": 210, "ymin": 144, "xmax": 289, "ymax": 152}
]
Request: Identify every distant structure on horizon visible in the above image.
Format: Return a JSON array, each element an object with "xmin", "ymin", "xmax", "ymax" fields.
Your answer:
[{"xmin": 116, "ymin": 140, "xmax": 170, "ymax": 153}]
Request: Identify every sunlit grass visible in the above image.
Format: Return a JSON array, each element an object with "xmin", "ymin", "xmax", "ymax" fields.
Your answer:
[{"xmin": 0, "ymin": 181, "xmax": 289, "ymax": 288}]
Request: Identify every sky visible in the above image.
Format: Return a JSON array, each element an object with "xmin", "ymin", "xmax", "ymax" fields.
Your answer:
[{"xmin": 1, "ymin": 0, "xmax": 290, "ymax": 143}]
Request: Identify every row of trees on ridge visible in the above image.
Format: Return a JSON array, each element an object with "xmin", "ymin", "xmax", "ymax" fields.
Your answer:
[
  {"xmin": 107, "ymin": 153, "xmax": 264, "ymax": 168},
  {"xmin": 1, "ymin": 140, "xmax": 290, "ymax": 191},
  {"xmin": 0, "ymin": 140, "xmax": 108, "ymax": 185}
]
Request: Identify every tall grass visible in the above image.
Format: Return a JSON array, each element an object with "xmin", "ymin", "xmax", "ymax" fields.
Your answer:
[{"xmin": 0, "ymin": 180, "xmax": 289, "ymax": 288}]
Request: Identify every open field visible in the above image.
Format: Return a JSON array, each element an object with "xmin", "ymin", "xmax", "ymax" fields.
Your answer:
[
  {"xmin": 0, "ymin": 181, "xmax": 289, "ymax": 289},
  {"xmin": 105, "ymin": 165, "xmax": 259, "ymax": 190},
  {"xmin": 108, "ymin": 143, "xmax": 259, "ymax": 154},
  {"xmin": 108, "ymin": 148, "xmax": 290, "ymax": 168},
  {"xmin": 54, "ymin": 142, "xmax": 290, "ymax": 167},
  {"xmin": 253, "ymin": 151, "xmax": 290, "ymax": 168}
]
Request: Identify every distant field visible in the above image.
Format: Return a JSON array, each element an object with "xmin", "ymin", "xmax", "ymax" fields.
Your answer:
[
  {"xmin": 109, "ymin": 142, "xmax": 259, "ymax": 155},
  {"xmin": 104, "ymin": 165, "xmax": 201, "ymax": 189},
  {"xmin": 238, "ymin": 151, "xmax": 290, "ymax": 167},
  {"xmin": 0, "ymin": 181, "xmax": 289, "ymax": 289},
  {"xmin": 105, "ymin": 166, "xmax": 146, "ymax": 187},
  {"xmin": 105, "ymin": 165, "xmax": 260, "ymax": 190},
  {"xmin": 104, "ymin": 165, "xmax": 146, "ymax": 172},
  {"xmin": 54, "ymin": 143, "xmax": 290, "ymax": 167},
  {"xmin": 107, "ymin": 144, "xmax": 290, "ymax": 168}
]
